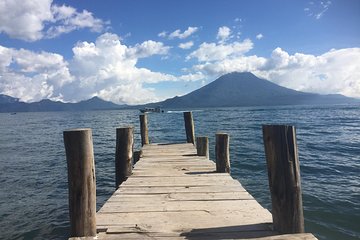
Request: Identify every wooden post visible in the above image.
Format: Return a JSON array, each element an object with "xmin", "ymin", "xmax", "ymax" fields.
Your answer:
[
  {"xmin": 196, "ymin": 136, "xmax": 209, "ymax": 159},
  {"xmin": 215, "ymin": 133, "xmax": 230, "ymax": 173},
  {"xmin": 115, "ymin": 126, "xmax": 134, "ymax": 188},
  {"xmin": 63, "ymin": 128, "xmax": 96, "ymax": 237},
  {"xmin": 184, "ymin": 111, "xmax": 195, "ymax": 144},
  {"xmin": 140, "ymin": 114, "xmax": 149, "ymax": 146},
  {"xmin": 262, "ymin": 125, "xmax": 304, "ymax": 234}
]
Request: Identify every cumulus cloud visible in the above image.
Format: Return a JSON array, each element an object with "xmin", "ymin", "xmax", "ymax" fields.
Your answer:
[
  {"xmin": 179, "ymin": 41, "xmax": 194, "ymax": 49},
  {"xmin": 168, "ymin": 26, "xmax": 198, "ymax": 39},
  {"xmin": 0, "ymin": 0, "xmax": 108, "ymax": 41},
  {"xmin": 256, "ymin": 33, "xmax": 263, "ymax": 40},
  {"xmin": 127, "ymin": 40, "xmax": 170, "ymax": 58},
  {"xmin": 189, "ymin": 45, "xmax": 360, "ymax": 98},
  {"xmin": 192, "ymin": 56, "xmax": 267, "ymax": 76},
  {"xmin": 258, "ymin": 47, "xmax": 360, "ymax": 97},
  {"xmin": 67, "ymin": 33, "xmax": 177, "ymax": 103},
  {"xmin": 217, "ymin": 26, "xmax": 231, "ymax": 42},
  {"xmin": 46, "ymin": 4, "xmax": 108, "ymax": 38},
  {"xmin": 0, "ymin": 33, "xmax": 205, "ymax": 104},
  {"xmin": 186, "ymin": 39, "xmax": 253, "ymax": 62},
  {"xmin": 0, "ymin": 45, "xmax": 73, "ymax": 102}
]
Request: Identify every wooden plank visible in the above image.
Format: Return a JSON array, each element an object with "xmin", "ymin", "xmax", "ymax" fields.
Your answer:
[
  {"xmin": 99, "ymin": 199, "xmax": 269, "ymax": 213},
  {"xmin": 71, "ymin": 233, "xmax": 317, "ymax": 240},
  {"xmin": 122, "ymin": 177, "xmax": 240, "ymax": 187},
  {"xmin": 96, "ymin": 210, "xmax": 272, "ymax": 230},
  {"xmin": 93, "ymin": 143, "xmax": 317, "ymax": 240},
  {"xmin": 115, "ymin": 185, "xmax": 248, "ymax": 194},
  {"xmin": 106, "ymin": 192, "xmax": 254, "ymax": 202}
]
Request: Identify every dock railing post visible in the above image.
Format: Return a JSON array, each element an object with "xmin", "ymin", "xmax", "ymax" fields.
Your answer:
[
  {"xmin": 115, "ymin": 126, "xmax": 134, "ymax": 188},
  {"xmin": 196, "ymin": 136, "xmax": 209, "ymax": 159},
  {"xmin": 215, "ymin": 133, "xmax": 230, "ymax": 173},
  {"xmin": 184, "ymin": 111, "xmax": 195, "ymax": 144},
  {"xmin": 63, "ymin": 128, "xmax": 96, "ymax": 237},
  {"xmin": 262, "ymin": 125, "xmax": 304, "ymax": 234},
  {"xmin": 140, "ymin": 114, "xmax": 149, "ymax": 146}
]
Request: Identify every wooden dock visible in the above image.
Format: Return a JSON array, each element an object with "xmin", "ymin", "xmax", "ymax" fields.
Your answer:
[
  {"xmin": 94, "ymin": 143, "xmax": 316, "ymax": 239},
  {"xmin": 65, "ymin": 112, "xmax": 318, "ymax": 239}
]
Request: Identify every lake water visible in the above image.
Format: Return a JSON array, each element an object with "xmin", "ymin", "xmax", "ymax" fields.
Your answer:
[{"xmin": 0, "ymin": 105, "xmax": 359, "ymax": 240}]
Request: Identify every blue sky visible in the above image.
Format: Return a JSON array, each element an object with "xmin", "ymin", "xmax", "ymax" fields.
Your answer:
[{"xmin": 0, "ymin": 0, "xmax": 359, "ymax": 104}]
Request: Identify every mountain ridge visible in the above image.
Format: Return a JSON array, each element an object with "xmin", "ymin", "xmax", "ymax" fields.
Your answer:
[
  {"xmin": 155, "ymin": 72, "xmax": 357, "ymax": 108},
  {"xmin": 1, "ymin": 72, "xmax": 358, "ymax": 112},
  {"xmin": 0, "ymin": 95, "xmax": 125, "ymax": 112}
]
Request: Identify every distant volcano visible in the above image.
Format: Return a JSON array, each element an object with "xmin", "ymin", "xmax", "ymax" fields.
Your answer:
[
  {"xmin": 1, "ymin": 72, "xmax": 357, "ymax": 112},
  {"xmin": 157, "ymin": 72, "xmax": 357, "ymax": 108}
]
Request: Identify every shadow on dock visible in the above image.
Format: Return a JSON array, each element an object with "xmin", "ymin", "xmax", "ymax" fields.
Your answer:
[{"xmin": 179, "ymin": 223, "xmax": 275, "ymax": 239}]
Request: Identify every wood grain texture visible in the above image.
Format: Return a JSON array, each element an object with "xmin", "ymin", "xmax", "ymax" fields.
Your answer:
[
  {"xmin": 115, "ymin": 127, "xmax": 134, "ymax": 188},
  {"xmin": 184, "ymin": 112, "xmax": 195, "ymax": 144},
  {"xmin": 140, "ymin": 114, "xmax": 149, "ymax": 146},
  {"xmin": 196, "ymin": 136, "xmax": 209, "ymax": 158},
  {"xmin": 262, "ymin": 125, "xmax": 304, "ymax": 234},
  {"xmin": 215, "ymin": 133, "xmax": 230, "ymax": 173},
  {"xmin": 63, "ymin": 128, "xmax": 96, "ymax": 237},
  {"xmin": 89, "ymin": 142, "xmax": 316, "ymax": 239}
]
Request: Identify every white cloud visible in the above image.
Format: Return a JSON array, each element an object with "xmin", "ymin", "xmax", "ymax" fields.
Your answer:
[
  {"xmin": 178, "ymin": 72, "xmax": 205, "ymax": 81},
  {"xmin": 0, "ymin": 33, "xmax": 178, "ymax": 104},
  {"xmin": 217, "ymin": 26, "xmax": 231, "ymax": 42},
  {"xmin": 258, "ymin": 47, "xmax": 360, "ymax": 97},
  {"xmin": 0, "ymin": 45, "xmax": 73, "ymax": 102},
  {"xmin": 127, "ymin": 40, "xmax": 170, "ymax": 59},
  {"xmin": 169, "ymin": 26, "xmax": 198, "ymax": 39},
  {"xmin": 158, "ymin": 31, "xmax": 167, "ymax": 38},
  {"xmin": 187, "ymin": 39, "xmax": 253, "ymax": 62},
  {"xmin": 0, "ymin": 0, "xmax": 108, "ymax": 41},
  {"xmin": 68, "ymin": 33, "xmax": 177, "ymax": 104},
  {"xmin": 0, "ymin": 0, "xmax": 53, "ymax": 41},
  {"xmin": 305, "ymin": 0, "xmax": 332, "ymax": 19},
  {"xmin": 189, "ymin": 46, "xmax": 360, "ymax": 99},
  {"xmin": 98, "ymin": 83, "xmax": 158, "ymax": 104},
  {"xmin": 192, "ymin": 55, "xmax": 267, "ymax": 76},
  {"xmin": 179, "ymin": 41, "xmax": 194, "ymax": 49},
  {"xmin": 256, "ymin": 33, "xmax": 263, "ymax": 40},
  {"xmin": 46, "ymin": 5, "xmax": 108, "ymax": 38},
  {"xmin": 1, "ymin": 25, "xmax": 359, "ymax": 104}
]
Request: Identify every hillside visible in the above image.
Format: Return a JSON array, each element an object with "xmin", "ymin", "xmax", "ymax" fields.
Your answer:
[
  {"xmin": 0, "ymin": 95, "xmax": 124, "ymax": 112},
  {"xmin": 158, "ymin": 72, "xmax": 357, "ymax": 108}
]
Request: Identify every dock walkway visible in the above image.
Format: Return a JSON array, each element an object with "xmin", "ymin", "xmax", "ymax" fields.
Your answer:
[{"xmin": 95, "ymin": 143, "xmax": 316, "ymax": 239}]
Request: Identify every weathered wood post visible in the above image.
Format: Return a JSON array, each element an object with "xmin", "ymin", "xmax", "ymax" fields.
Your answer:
[
  {"xmin": 115, "ymin": 126, "xmax": 134, "ymax": 188},
  {"xmin": 262, "ymin": 125, "xmax": 304, "ymax": 234},
  {"xmin": 196, "ymin": 136, "xmax": 209, "ymax": 159},
  {"xmin": 140, "ymin": 114, "xmax": 149, "ymax": 146},
  {"xmin": 184, "ymin": 111, "xmax": 195, "ymax": 144},
  {"xmin": 215, "ymin": 133, "xmax": 230, "ymax": 173},
  {"xmin": 63, "ymin": 128, "xmax": 96, "ymax": 237}
]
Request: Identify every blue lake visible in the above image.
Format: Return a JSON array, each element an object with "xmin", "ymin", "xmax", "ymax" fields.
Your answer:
[{"xmin": 0, "ymin": 105, "xmax": 359, "ymax": 239}]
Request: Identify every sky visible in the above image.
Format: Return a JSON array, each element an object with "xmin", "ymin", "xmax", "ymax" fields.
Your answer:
[{"xmin": 0, "ymin": 0, "xmax": 359, "ymax": 104}]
